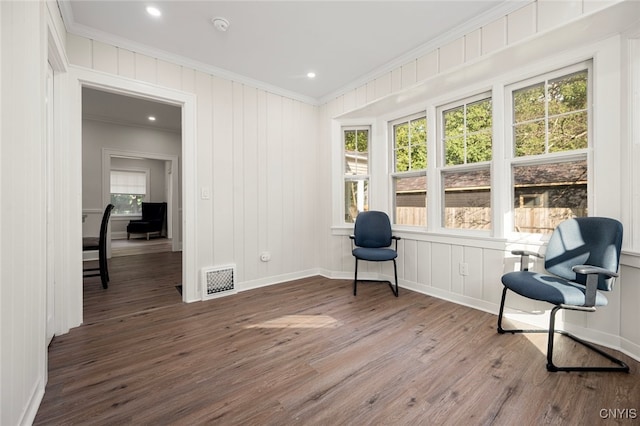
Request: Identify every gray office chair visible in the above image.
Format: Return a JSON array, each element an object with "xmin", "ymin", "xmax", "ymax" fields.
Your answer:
[
  {"xmin": 350, "ymin": 211, "xmax": 401, "ymax": 297},
  {"xmin": 497, "ymin": 217, "xmax": 628, "ymax": 372}
]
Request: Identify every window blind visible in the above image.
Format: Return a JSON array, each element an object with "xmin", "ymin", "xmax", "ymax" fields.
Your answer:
[{"xmin": 110, "ymin": 170, "xmax": 146, "ymax": 194}]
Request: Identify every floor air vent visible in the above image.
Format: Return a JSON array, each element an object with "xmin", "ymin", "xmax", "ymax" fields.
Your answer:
[{"xmin": 201, "ymin": 265, "xmax": 237, "ymax": 300}]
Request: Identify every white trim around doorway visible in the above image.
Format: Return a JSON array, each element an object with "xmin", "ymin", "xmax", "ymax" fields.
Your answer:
[{"xmin": 69, "ymin": 66, "xmax": 198, "ymax": 328}]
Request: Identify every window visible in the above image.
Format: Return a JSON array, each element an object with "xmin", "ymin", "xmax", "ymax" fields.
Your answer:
[
  {"xmin": 110, "ymin": 169, "xmax": 148, "ymax": 215},
  {"xmin": 391, "ymin": 114, "xmax": 427, "ymax": 226},
  {"xmin": 344, "ymin": 127, "xmax": 369, "ymax": 223},
  {"xmin": 439, "ymin": 96, "xmax": 492, "ymax": 230},
  {"xmin": 509, "ymin": 65, "xmax": 589, "ymax": 233}
]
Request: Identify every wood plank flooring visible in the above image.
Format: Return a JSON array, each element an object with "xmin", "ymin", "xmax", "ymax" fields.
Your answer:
[
  {"xmin": 36, "ymin": 254, "xmax": 639, "ymax": 425},
  {"xmin": 111, "ymin": 237, "xmax": 173, "ymax": 257},
  {"xmin": 81, "ymin": 251, "xmax": 182, "ymax": 325}
]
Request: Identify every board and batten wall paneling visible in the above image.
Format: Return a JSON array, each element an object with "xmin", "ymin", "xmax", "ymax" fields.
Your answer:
[
  {"xmin": 265, "ymin": 93, "xmax": 284, "ymax": 276},
  {"xmin": 0, "ymin": 2, "xmax": 47, "ymax": 425},
  {"xmin": 211, "ymin": 75, "xmax": 234, "ymax": 267},
  {"xmin": 194, "ymin": 70, "xmax": 213, "ymax": 273},
  {"xmin": 67, "ymin": 32, "xmax": 321, "ymax": 293},
  {"xmin": 281, "ymin": 97, "xmax": 296, "ymax": 273},
  {"xmin": 232, "ymin": 81, "xmax": 246, "ymax": 282},
  {"xmin": 241, "ymin": 85, "xmax": 260, "ymax": 282}
]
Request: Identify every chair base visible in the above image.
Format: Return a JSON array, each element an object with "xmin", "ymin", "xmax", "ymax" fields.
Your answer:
[
  {"xmin": 353, "ymin": 279, "xmax": 399, "ymax": 297},
  {"xmin": 83, "ymin": 267, "xmax": 109, "ymax": 289},
  {"xmin": 497, "ymin": 287, "xmax": 629, "ymax": 373},
  {"xmin": 353, "ymin": 258, "xmax": 399, "ymax": 297},
  {"xmin": 83, "ymin": 256, "xmax": 109, "ymax": 289},
  {"xmin": 127, "ymin": 231, "xmax": 162, "ymax": 240}
]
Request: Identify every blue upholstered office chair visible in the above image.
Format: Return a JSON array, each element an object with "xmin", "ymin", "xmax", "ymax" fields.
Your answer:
[
  {"xmin": 350, "ymin": 211, "xmax": 401, "ymax": 297},
  {"xmin": 497, "ymin": 217, "xmax": 628, "ymax": 372}
]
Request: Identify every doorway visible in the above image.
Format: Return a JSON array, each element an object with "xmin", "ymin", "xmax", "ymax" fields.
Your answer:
[{"xmin": 81, "ymin": 87, "xmax": 185, "ymax": 316}]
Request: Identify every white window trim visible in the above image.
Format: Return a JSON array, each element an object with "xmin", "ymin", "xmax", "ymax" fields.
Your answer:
[
  {"xmin": 622, "ymin": 35, "xmax": 640, "ymax": 254},
  {"xmin": 332, "ymin": 37, "xmax": 621, "ymax": 245},
  {"xmin": 333, "ymin": 119, "xmax": 377, "ymax": 227},
  {"xmin": 389, "ymin": 112, "xmax": 428, "ymax": 227},
  {"xmin": 503, "ymin": 61, "xmax": 593, "ymax": 239},
  {"xmin": 434, "ymin": 92, "xmax": 493, "ymax": 236}
]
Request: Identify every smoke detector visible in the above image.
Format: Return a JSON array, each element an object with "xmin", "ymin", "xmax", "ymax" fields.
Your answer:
[{"xmin": 212, "ymin": 17, "xmax": 230, "ymax": 32}]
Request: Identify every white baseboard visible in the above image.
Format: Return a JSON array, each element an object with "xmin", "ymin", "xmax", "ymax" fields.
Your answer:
[
  {"xmin": 238, "ymin": 269, "xmax": 322, "ymax": 293},
  {"xmin": 21, "ymin": 378, "xmax": 45, "ymax": 426}
]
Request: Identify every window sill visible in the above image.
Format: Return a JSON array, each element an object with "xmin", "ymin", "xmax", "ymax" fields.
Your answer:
[
  {"xmin": 332, "ymin": 224, "xmax": 508, "ymax": 250},
  {"xmin": 112, "ymin": 214, "xmax": 142, "ymax": 221}
]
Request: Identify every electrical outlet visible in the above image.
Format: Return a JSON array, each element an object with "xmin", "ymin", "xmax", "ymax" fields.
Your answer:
[{"xmin": 459, "ymin": 262, "xmax": 469, "ymax": 276}]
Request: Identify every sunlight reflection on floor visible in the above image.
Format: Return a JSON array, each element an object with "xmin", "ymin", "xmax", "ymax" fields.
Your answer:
[
  {"xmin": 245, "ymin": 314, "xmax": 340, "ymax": 329},
  {"xmin": 503, "ymin": 311, "xmax": 551, "ymax": 355}
]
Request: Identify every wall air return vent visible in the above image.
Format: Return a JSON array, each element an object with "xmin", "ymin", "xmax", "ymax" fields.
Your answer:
[{"xmin": 201, "ymin": 265, "xmax": 236, "ymax": 300}]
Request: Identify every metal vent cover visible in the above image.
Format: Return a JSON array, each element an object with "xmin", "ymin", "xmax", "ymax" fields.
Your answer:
[{"xmin": 201, "ymin": 265, "xmax": 236, "ymax": 300}]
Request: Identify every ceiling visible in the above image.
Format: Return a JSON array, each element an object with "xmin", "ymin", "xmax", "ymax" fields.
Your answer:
[
  {"xmin": 62, "ymin": 0, "xmax": 523, "ymax": 104},
  {"xmin": 82, "ymin": 87, "xmax": 182, "ymax": 132}
]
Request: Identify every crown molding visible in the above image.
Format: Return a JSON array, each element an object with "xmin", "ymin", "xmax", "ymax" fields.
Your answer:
[
  {"xmin": 57, "ymin": 1, "xmax": 319, "ymax": 105},
  {"xmin": 58, "ymin": 0, "xmax": 532, "ymax": 107},
  {"xmin": 317, "ymin": 0, "xmax": 534, "ymax": 105}
]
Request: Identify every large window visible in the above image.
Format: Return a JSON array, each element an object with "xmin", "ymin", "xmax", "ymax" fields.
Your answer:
[
  {"xmin": 440, "ymin": 95, "xmax": 492, "ymax": 230},
  {"xmin": 509, "ymin": 65, "xmax": 589, "ymax": 233},
  {"xmin": 391, "ymin": 114, "xmax": 427, "ymax": 226},
  {"xmin": 110, "ymin": 169, "xmax": 148, "ymax": 215},
  {"xmin": 344, "ymin": 127, "xmax": 369, "ymax": 223}
]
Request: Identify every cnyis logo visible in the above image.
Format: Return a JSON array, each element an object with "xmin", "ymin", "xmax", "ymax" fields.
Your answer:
[{"xmin": 599, "ymin": 408, "xmax": 638, "ymax": 420}]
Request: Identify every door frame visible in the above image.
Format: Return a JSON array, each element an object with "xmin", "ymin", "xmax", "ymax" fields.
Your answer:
[
  {"xmin": 102, "ymin": 148, "xmax": 181, "ymax": 253},
  {"xmin": 67, "ymin": 66, "xmax": 198, "ymax": 329}
]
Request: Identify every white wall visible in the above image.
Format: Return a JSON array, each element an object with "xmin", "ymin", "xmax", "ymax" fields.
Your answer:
[
  {"xmin": 82, "ymin": 119, "xmax": 179, "ymax": 238},
  {"xmin": 0, "ymin": 2, "xmax": 48, "ymax": 425},
  {"xmin": 2, "ymin": 1, "xmax": 638, "ymax": 424},
  {"xmin": 66, "ymin": 29, "xmax": 320, "ymax": 291}
]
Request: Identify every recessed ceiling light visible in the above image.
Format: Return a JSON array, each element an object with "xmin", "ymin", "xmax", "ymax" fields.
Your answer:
[
  {"xmin": 146, "ymin": 6, "xmax": 161, "ymax": 17},
  {"xmin": 148, "ymin": 116, "xmax": 156, "ymax": 121},
  {"xmin": 307, "ymin": 72, "xmax": 316, "ymax": 79}
]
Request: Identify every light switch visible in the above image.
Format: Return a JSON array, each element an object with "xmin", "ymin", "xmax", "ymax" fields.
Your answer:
[{"xmin": 201, "ymin": 187, "xmax": 210, "ymax": 200}]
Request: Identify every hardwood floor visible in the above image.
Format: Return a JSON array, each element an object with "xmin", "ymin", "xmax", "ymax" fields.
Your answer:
[
  {"xmin": 81, "ymin": 251, "xmax": 182, "ymax": 325},
  {"xmin": 111, "ymin": 237, "xmax": 173, "ymax": 258},
  {"xmin": 36, "ymin": 256, "xmax": 639, "ymax": 425}
]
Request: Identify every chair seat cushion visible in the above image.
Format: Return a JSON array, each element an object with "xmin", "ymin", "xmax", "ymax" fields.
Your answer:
[
  {"xmin": 127, "ymin": 221, "xmax": 161, "ymax": 233},
  {"xmin": 502, "ymin": 271, "xmax": 608, "ymax": 307},
  {"xmin": 82, "ymin": 237, "xmax": 99, "ymax": 251},
  {"xmin": 353, "ymin": 247, "xmax": 397, "ymax": 261}
]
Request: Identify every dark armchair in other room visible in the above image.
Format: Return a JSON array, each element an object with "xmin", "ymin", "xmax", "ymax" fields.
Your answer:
[{"xmin": 126, "ymin": 202, "xmax": 167, "ymax": 240}]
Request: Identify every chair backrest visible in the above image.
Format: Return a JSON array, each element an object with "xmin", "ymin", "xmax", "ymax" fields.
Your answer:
[
  {"xmin": 545, "ymin": 217, "xmax": 623, "ymax": 292},
  {"xmin": 98, "ymin": 204, "xmax": 115, "ymax": 259},
  {"xmin": 141, "ymin": 202, "xmax": 167, "ymax": 221},
  {"xmin": 353, "ymin": 211, "xmax": 393, "ymax": 248}
]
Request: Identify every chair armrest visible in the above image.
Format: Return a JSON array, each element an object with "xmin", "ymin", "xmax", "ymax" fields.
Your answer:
[
  {"xmin": 349, "ymin": 234, "xmax": 355, "ymax": 250},
  {"xmin": 392, "ymin": 235, "xmax": 401, "ymax": 250},
  {"xmin": 511, "ymin": 250, "xmax": 542, "ymax": 272},
  {"xmin": 511, "ymin": 249, "xmax": 542, "ymax": 258},
  {"xmin": 572, "ymin": 264, "xmax": 619, "ymax": 278},
  {"xmin": 572, "ymin": 265, "xmax": 619, "ymax": 307}
]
